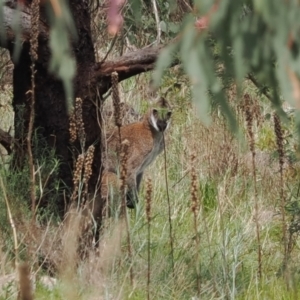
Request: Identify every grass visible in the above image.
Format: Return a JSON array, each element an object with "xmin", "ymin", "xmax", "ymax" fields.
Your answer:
[{"xmin": 1, "ymin": 73, "xmax": 300, "ymax": 299}]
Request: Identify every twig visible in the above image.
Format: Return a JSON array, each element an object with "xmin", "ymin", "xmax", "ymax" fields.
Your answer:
[
  {"xmin": 49, "ymin": 0, "xmax": 62, "ymax": 16},
  {"xmin": 273, "ymin": 113, "xmax": 288, "ymax": 273},
  {"xmin": 180, "ymin": 0, "xmax": 193, "ymax": 11},
  {"xmin": 145, "ymin": 178, "xmax": 152, "ymax": 300},
  {"xmin": 244, "ymin": 94, "xmax": 262, "ymax": 278},
  {"xmin": 163, "ymin": 133, "xmax": 175, "ymax": 279},
  {"xmin": 35, "ymin": 159, "xmax": 59, "ymax": 216},
  {"xmin": 190, "ymin": 153, "xmax": 201, "ymax": 296},
  {"xmin": 28, "ymin": 0, "xmax": 40, "ymax": 221},
  {"xmin": 111, "ymin": 72, "xmax": 134, "ymax": 284},
  {"xmin": 247, "ymin": 73, "xmax": 272, "ymax": 101},
  {"xmin": 27, "ymin": 86, "xmax": 36, "ymax": 221},
  {"xmin": 151, "ymin": 0, "xmax": 161, "ymax": 45},
  {"xmin": 113, "ymin": 70, "xmax": 134, "ymax": 285},
  {"xmin": 119, "ymin": 140, "xmax": 134, "ymax": 286},
  {"xmin": 171, "ymin": 170, "xmax": 189, "ymax": 188},
  {"xmin": 99, "ymin": 33, "xmax": 118, "ymax": 65},
  {"xmin": 0, "ymin": 176, "xmax": 18, "ymax": 264}
]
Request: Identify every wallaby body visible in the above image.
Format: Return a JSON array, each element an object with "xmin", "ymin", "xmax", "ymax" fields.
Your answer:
[{"xmin": 103, "ymin": 97, "xmax": 172, "ymax": 208}]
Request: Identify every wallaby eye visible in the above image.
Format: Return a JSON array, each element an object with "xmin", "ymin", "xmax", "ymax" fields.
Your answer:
[
  {"xmin": 152, "ymin": 109, "xmax": 158, "ymax": 116},
  {"xmin": 167, "ymin": 112, "xmax": 172, "ymax": 118}
]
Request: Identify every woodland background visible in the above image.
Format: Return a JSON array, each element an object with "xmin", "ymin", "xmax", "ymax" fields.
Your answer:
[{"xmin": 1, "ymin": 0, "xmax": 300, "ymax": 299}]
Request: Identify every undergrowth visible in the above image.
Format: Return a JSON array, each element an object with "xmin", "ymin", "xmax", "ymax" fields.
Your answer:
[{"xmin": 1, "ymin": 71, "xmax": 300, "ymax": 299}]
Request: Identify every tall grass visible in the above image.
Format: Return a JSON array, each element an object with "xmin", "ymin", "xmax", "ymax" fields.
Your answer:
[{"xmin": 1, "ymin": 73, "xmax": 300, "ymax": 299}]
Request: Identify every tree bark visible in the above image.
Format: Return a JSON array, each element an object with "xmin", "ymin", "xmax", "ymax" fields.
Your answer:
[{"xmin": 1, "ymin": 0, "xmax": 165, "ymax": 216}]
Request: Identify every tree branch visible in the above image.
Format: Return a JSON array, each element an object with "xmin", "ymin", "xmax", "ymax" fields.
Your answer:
[
  {"xmin": 95, "ymin": 46, "xmax": 163, "ymax": 76},
  {"xmin": 95, "ymin": 45, "xmax": 179, "ymax": 94},
  {"xmin": 0, "ymin": 127, "xmax": 13, "ymax": 154},
  {"xmin": 1, "ymin": 2, "xmax": 48, "ymax": 49},
  {"xmin": 151, "ymin": 0, "xmax": 161, "ymax": 45}
]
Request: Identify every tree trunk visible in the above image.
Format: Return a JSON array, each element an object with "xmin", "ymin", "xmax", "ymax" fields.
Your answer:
[
  {"xmin": 1, "ymin": 0, "xmax": 165, "ymax": 217},
  {"xmin": 11, "ymin": 0, "xmax": 101, "ymax": 215}
]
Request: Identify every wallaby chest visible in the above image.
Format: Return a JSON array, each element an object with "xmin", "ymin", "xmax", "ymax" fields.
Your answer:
[{"xmin": 138, "ymin": 132, "xmax": 163, "ymax": 174}]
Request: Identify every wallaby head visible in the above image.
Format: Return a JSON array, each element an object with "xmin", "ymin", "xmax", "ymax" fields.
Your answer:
[{"xmin": 149, "ymin": 97, "xmax": 172, "ymax": 132}]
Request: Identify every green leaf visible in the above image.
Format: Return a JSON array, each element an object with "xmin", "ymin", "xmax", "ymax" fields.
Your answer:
[
  {"xmin": 130, "ymin": 0, "xmax": 142, "ymax": 24},
  {"xmin": 46, "ymin": 1, "xmax": 76, "ymax": 114},
  {"xmin": 160, "ymin": 21, "xmax": 167, "ymax": 33},
  {"xmin": 194, "ymin": 0, "xmax": 214, "ymax": 14},
  {"xmin": 153, "ymin": 42, "xmax": 178, "ymax": 87},
  {"xmin": 168, "ymin": 22, "xmax": 180, "ymax": 34},
  {"xmin": 184, "ymin": 46, "xmax": 210, "ymax": 124},
  {"xmin": 11, "ymin": 4, "xmax": 22, "ymax": 62},
  {"xmin": 180, "ymin": 18, "xmax": 197, "ymax": 59}
]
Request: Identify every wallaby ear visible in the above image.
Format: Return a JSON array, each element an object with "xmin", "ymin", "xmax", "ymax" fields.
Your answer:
[
  {"xmin": 156, "ymin": 97, "xmax": 171, "ymax": 110},
  {"xmin": 158, "ymin": 97, "xmax": 167, "ymax": 107}
]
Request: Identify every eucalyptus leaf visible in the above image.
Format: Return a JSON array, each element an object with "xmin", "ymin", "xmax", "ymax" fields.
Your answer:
[
  {"xmin": 47, "ymin": 1, "xmax": 76, "ymax": 114},
  {"xmin": 153, "ymin": 42, "xmax": 178, "ymax": 87},
  {"xmin": 152, "ymin": 0, "xmax": 300, "ymax": 135},
  {"xmin": 184, "ymin": 47, "xmax": 210, "ymax": 124},
  {"xmin": 130, "ymin": 0, "xmax": 142, "ymax": 23},
  {"xmin": 160, "ymin": 21, "xmax": 167, "ymax": 33},
  {"xmin": 168, "ymin": 22, "xmax": 180, "ymax": 34},
  {"xmin": 11, "ymin": 4, "xmax": 22, "ymax": 62}
]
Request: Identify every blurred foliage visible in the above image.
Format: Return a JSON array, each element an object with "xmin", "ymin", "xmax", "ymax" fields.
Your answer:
[
  {"xmin": 0, "ymin": 1, "xmax": 76, "ymax": 114},
  {"xmin": 2, "ymin": 0, "xmax": 300, "ymax": 133},
  {"xmin": 90, "ymin": 0, "xmax": 189, "ymax": 58},
  {"xmin": 155, "ymin": 0, "xmax": 300, "ymax": 136},
  {"xmin": 126, "ymin": 0, "xmax": 185, "ymax": 46},
  {"xmin": 45, "ymin": 1, "xmax": 76, "ymax": 114}
]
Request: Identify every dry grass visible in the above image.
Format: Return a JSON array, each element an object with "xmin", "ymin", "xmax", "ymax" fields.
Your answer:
[{"xmin": 1, "ymin": 74, "xmax": 300, "ymax": 299}]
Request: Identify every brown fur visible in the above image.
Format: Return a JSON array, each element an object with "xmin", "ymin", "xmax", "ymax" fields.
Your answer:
[{"xmin": 103, "ymin": 97, "xmax": 172, "ymax": 208}]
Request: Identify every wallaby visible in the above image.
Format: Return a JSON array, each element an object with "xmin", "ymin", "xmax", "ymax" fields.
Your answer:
[{"xmin": 102, "ymin": 97, "xmax": 172, "ymax": 208}]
